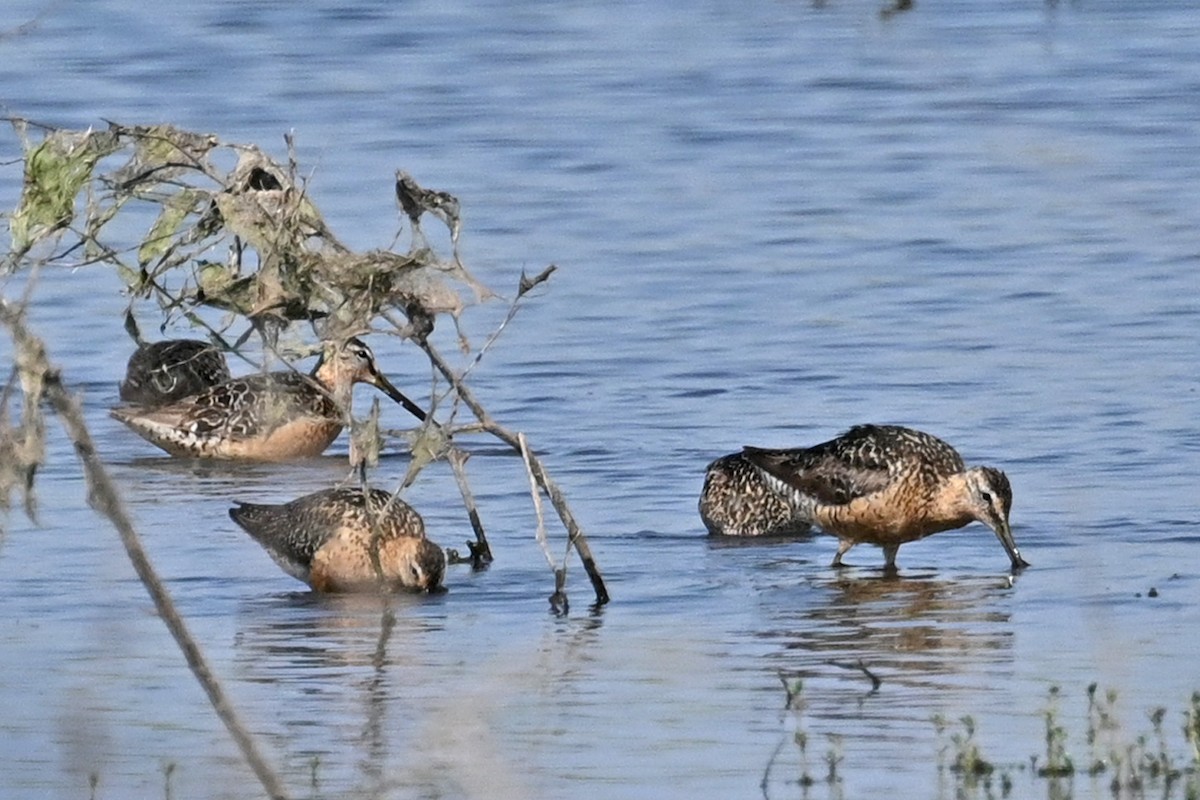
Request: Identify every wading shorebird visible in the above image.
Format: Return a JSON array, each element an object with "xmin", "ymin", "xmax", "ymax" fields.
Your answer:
[
  {"xmin": 725, "ymin": 424, "xmax": 1028, "ymax": 571},
  {"xmin": 229, "ymin": 487, "xmax": 446, "ymax": 593},
  {"xmin": 699, "ymin": 452, "xmax": 813, "ymax": 537},
  {"xmin": 111, "ymin": 337, "xmax": 427, "ymax": 460},
  {"xmin": 118, "ymin": 338, "xmax": 231, "ymax": 406}
]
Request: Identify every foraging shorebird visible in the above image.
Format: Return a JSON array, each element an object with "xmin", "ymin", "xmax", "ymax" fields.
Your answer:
[
  {"xmin": 229, "ymin": 487, "xmax": 446, "ymax": 593},
  {"xmin": 699, "ymin": 452, "xmax": 813, "ymax": 537},
  {"xmin": 118, "ymin": 338, "xmax": 231, "ymax": 406},
  {"xmin": 726, "ymin": 424, "xmax": 1028, "ymax": 570},
  {"xmin": 111, "ymin": 337, "xmax": 426, "ymax": 460}
]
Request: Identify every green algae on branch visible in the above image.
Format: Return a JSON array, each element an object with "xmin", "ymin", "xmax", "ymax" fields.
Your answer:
[
  {"xmin": 2, "ymin": 117, "xmax": 607, "ymax": 607},
  {"xmin": 6, "ymin": 121, "xmax": 481, "ymax": 339},
  {"xmin": 6, "ymin": 121, "xmax": 123, "ymax": 258}
]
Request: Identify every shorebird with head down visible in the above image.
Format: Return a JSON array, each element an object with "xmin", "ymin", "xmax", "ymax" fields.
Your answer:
[
  {"xmin": 118, "ymin": 338, "xmax": 231, "ymax": 406},
  {"xmin": 701, "ymin": 424, "xmax": 1028, "ymax": 571},
  {"xmin": 229, "ymin": 487, "xmax": 446, "ymax": 593}
]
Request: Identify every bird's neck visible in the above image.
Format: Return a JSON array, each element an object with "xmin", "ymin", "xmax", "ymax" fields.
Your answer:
[
  {"xmin": 313, "ymin": 366, "xmax": 355, "ymax": 408},
  {"xmin": 926, "ymin": 472, "xmax": 977, "ymax": 529}
]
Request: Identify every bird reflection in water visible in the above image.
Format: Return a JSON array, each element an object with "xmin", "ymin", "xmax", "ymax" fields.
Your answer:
[
  {"xmin": 233, "ymin": 591, "xmax": 443, "ymax": 673},
  {"xmin": 232, "ymin": 593, "xmax": 446, "ymax": 790},
  {"xmin": 763, "ymin": 572, "xmax": 1018, "ymax": 694},
  {"xmin": 759, "ymin": 572, "xmax": 1021, "ymax": 799}
]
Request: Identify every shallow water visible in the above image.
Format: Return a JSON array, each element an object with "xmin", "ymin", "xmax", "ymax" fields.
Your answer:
[{"xmin": 2, "ymin": 1, "xmax": 1199, "ymax": 798}]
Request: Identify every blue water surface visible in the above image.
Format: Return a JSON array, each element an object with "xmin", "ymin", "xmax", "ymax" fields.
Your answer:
[{"xmin": 1, "ymin": 2, "xmax": 1198, "ymax": 798}]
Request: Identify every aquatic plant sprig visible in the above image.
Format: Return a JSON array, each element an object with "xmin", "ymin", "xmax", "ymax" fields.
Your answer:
[
  {"xmin": 935, "ymin": 685, "xmax": 1200, "ymax": 799},
  {"xmin": 933, "ymin": 713, "xmax": 997, "ymax": 791},
  {"xmin": 761, "ymin": 672, "xmax": 817, "ymax": 799},
  {"xmin": 1186, "ymin": 692, "xmax": 1200, "ymax": 766},
  {"xmin": 1039, "ymin": 685, "xmax": 1075, "ymax": 779}
]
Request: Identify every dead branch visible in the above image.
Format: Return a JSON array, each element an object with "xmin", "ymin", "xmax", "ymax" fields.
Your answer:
[
  {"xmin": 446, "ymin": 447, "xmax": 492, "ymax": 567},
  {"xmin": 417, "ymin": 336, "xmax": 609, "ymax": 606},
  {"xmin": 519, "ymin": 433, "xmax": 552, "ymax": 568},
  {"xmin": 519, "ymin": 433, "xmax": 569, "ymax": 614},
  {"xmin": 828, "ymin": 659, "xmax": 882, "ymax": 694},
  {"xmin": 3, "ymin": 119, "xmax": 608, "ymax": 609},
  {"xmin": 0, "ymin": 297, "xmax": 290, "ymax": 800},
  {"xmin": 448, "ymin": 264, "xmax": 557, "ymax": 392}
]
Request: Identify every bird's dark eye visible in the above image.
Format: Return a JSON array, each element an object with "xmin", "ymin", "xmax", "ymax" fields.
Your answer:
[{"xmin": 981, "ymin": 491, "xmax": 993, "ymax": 505}]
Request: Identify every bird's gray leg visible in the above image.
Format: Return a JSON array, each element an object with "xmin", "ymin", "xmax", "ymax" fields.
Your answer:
[
  {"xmin": 831, "ymin": 539, "xmax": 855, "ymax": 567},
  {"xmin": 882, "ymin": 544, "xmax": 900, "ymax": 571}
]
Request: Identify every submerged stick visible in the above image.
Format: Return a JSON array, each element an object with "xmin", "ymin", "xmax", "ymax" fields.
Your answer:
[
  {"xmin": 416, "ymin": 336, "xmax": 609, "ymax": 606},
  {"xmin": 519, "ymin": 433, "xmax": 553, "ymax": 569},
  {"xmin": 829, "ymin": 659, "xmax": 882, "ymax": 694},
  {"xmin": 446, "ymin": 447, "xmax": 492, "ymax": 566},
  {"xmin": 520, "ymin": 433, "xmax": 568, "ymax": 613},
  {"xmin": 0, "ymin": 300, "xmax": 291, "ymax": 800}
]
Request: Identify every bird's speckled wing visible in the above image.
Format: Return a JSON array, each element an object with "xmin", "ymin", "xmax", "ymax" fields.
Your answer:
[
  {"xmin": 743, "ymin": 425, "xmax": 964, "ymax": 504},
  {"xmin": 229, "ymin": 499, "xmax": 327, "ymax": 582},
  {"xmin": 742, "ymin": 442, "xmax": 891, "ymax": 505},
  {"xmin": 230, "ymin": 489, "xmax": 423, "ymax": 559},
  {"xmin": 176, "ymin": 372, "xmax": 336, "ymax": 438}
]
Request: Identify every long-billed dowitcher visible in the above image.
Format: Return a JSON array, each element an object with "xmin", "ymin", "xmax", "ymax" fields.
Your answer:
[
  {"xmin": 732, "ymin": 424, "xmax": 1028, "ymax": 570},
  {"xmin": 699, "ymin": 452, "xmax": 813, "ymax": 537},
  {"xmin": 229, "ymin": 487, "xmax": 446, "ymax": 593},
  {"xmin": 111, "ymin": 337, "xmax": 426, "ymax": 460},
  {"xmin": 118, "ymin": 338, "xmax": 231, "ymax": 406}
]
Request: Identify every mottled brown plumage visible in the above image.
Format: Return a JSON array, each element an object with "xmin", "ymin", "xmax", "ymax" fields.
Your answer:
[
  {"xmin": 118, "ymin": 339, "xmax": 231, "ymax": 406},
  {"xmin": 111, "ymin": 337, "xmax": 426, "ymax": 460},
  {"xmin": 229, "ymin": 487, "xmax": 446, "ymax": 593},
  {"xmin": 738, "ymin": 425, "xmax": 1027, "ymax": 570},
  {"xmin": 699, "ymin": 452, "xmax": 812, "ymax": 537}
]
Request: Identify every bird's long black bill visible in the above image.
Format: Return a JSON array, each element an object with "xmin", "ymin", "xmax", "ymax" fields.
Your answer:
[
  {"xmin": 374, "ymin": 373, "xmax": 428, "ymax": 422},
  {"xmin": 994, "ymin": 522, "xmax": 1030, "ymax": 571}
]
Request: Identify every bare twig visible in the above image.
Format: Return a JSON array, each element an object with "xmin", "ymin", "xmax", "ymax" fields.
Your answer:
[
  {"xmin": 519, "ymin": 433, "xmax": 568, "ymax": 612},
  {"xmin": 829, "ymin": 659, "xmax": 882, "ymax": 694},
  {"xmin": 0, "ymin": 299, "xmax": 291, "ymax": 800},
  {"xmin": 778, "ymin": 670, "xmax": 806, "ymax": 711},
  {"xmin": 518, "ymin": 432, "xmax": 569, "ymax": 613},
  {"xmin": 446, "ymin": 447, "xmax": 492, "ymax": 567},
  {"xmin": 519, "ymin": 433, "xmax": 553, "ymax": 569},
  {"xmin": 518, "ymin": 264, "xmax": 556, "ymax": 296},
  {"xmin": 415, "ymin": 336, "xmax": 609, "ymax": 606},
  {"xmin": 455, "ymin": 264, "xmax": 557, "ymax": 386}
]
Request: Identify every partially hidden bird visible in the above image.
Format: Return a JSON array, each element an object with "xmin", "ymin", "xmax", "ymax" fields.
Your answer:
[
  {"xmin": 119, "ymin": 338, "xmax": 231, "ymax": 406},
  {"xmin": 111, "ymin": 337, "xmax": 426, "ymax": 460}
]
